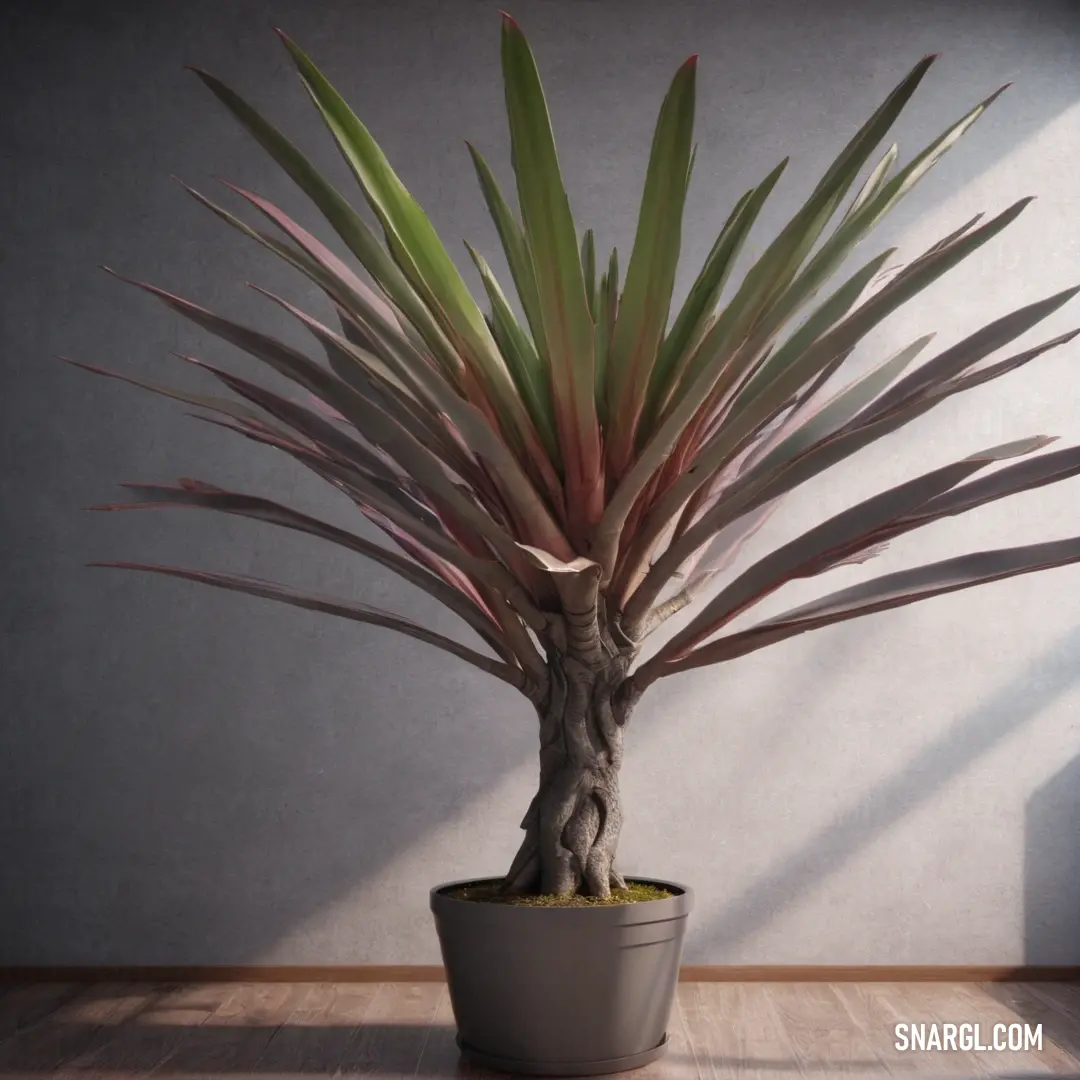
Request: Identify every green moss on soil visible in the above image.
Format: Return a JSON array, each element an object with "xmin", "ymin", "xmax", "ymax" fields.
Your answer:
[{"xmin": 446, "ymin": 881, "xmax": 674, "ymax": 907}]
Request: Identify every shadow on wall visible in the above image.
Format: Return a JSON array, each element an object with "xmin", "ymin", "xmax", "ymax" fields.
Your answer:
[
  {"xmin": 691, "ymin": 624, "xmax": 1080, "ymax": 960},
  {"xmin": 1026, "ymin": 754, "xmax": 1080, "ymax": 965}
]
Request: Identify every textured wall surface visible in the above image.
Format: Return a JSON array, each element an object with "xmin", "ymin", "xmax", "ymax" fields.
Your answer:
[{"xmin": 2, "ymin": 0, "xmax": 1079, "ymax": 965}]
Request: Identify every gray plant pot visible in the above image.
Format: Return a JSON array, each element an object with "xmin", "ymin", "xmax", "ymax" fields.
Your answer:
[{"xmin": 429, "ymin": 876, "xmax": 693, "ymax": 1076}]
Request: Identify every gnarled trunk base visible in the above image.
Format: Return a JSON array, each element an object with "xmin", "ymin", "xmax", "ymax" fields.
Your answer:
[{"xmin": 501, "ymin": 653, "xmax": 638, "ymax": 898}]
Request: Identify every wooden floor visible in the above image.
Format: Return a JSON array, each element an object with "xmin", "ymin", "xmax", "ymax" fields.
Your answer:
[{"xmin": 2, "ymin": 981, "xmax": 1080, "ymax": 1078}]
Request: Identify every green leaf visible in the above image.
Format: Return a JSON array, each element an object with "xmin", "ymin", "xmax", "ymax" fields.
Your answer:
[
  {"xmin": 501, "ymin": 13, "xmax": 602, "ymax": 528},
  {"xmin": 193, "ymin": 401, "xmax": 549, "ymax": 630},
  {"xmin": 197, "ymin": 179, "xmax": 436, "ymax": 393},
  {"xmin": 188, "ymin": 67, "xmax": 459, "ymax": 372},
  {"xmin": 864, "ymin": 282, "xmax": 1080, "ymax": 418},
  {"xmin": 621, "ymin": 201, "xmax": 1063, "ymax": 623},
  {"xmin": 109, "ymin": 266, "xmax": 571, "ymax": 560},
  {"xmin": 670, "ymin": 78, "xmax": 992, "ymax": 440},
  {"xmin": 61, "ymin": 356, "xmax": 272, "ymax": 431},
  {"xmin": 467, "ymin": 142, "xmax": 547, "ymax": 356},
  {"xmin": 761, "ymin": 86, "xmax": 1010, "ymax": 351},
  {"xmin": 704, "ymin": 55, "xmax": 939, "ymax": 350},
  {"xmin": 869, "ymin": 443, "xmax": 1080, "ymax": 546},
  {"xmin": 466, "ymin": 241, "xmax": 560, "ymax": 462},
  {"xmin": 615, "ymin": 249, "xmax": 898, "ymax": 607},
  {"xmin": 686, "ymin": 321, "xmax": 1078, "ymax": 589},
  {"xmin": 732, "ymin": 246, "xmax": 897, "ymax": 411},
  {"xmin": 595, "ymin": 247, "xmax": 619, "ymax": 424},
  {"xmin": 274, "ymin": 32, "xmax": 560, "ymax": 487},
  {"xmin": 649, "ymin": 535, "xmax": 1080, "ymax": 678},
  {"xmin": 179, "ymin": 176, "xmax": 441, "ymax": 377},
  {"xmin": 95, "ymin": 482, "xmax": 518, "ymax": 660},
  {"xmin": 753, "ymin": 333, "xmax": 935, "ymax": 474},
  {"xmin": 672, "ymin": 199, "xmax": 1037, "ymax": 535},
  {"xmin": 840, "ymin": 143, "xmax": 898, "ymax": 225},
  {"xmin": 248, "ymin": 283, "xmax": 549, "ymax": 566},
  {"xmin": 655, "ymin": 435, "xmax": 1054, "ymax": 661},
  {"xmin": 648, "ymin": 158, "xmax": 788, "ymax": 425},
  {"xmin": 605, "ymin": 54, "xmax": 697, "ymax": 475},
  {"xmin": 594, "ymin": 55, "xmax": 938, "ymax": 581},
  {"xmin": 581, "ymin": 228, "xmax": 597, "ymax": 319},
  {"xmin": 274, "ymin": 34, "xmax": 498, "ymax": 369}
]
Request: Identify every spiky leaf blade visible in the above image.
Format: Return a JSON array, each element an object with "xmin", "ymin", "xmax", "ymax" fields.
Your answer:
[
  {"xmin": 605, "ymin": 54, "xmax": 697, "ymax": 474},
  {"xmin": 500, "ymin": 12, "xmax": 603, "ymax": 534}
]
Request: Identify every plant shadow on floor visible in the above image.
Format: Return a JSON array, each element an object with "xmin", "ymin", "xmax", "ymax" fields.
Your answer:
[
  {"xmin": 4, "ymin": 1016, "xmax": 1078, "ymax": 1076},
  {"xmin": 0, "ymin": 1002, "xmax": 473, "ymax": 1076},
  {"xmin": 4, "ymin": 982, "xmax": 1080, "ymax": 1076}
]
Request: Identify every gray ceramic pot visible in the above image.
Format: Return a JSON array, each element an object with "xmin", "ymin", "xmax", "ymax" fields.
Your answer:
[{"xmin": 430, "ymin": 877, "xmax": 693, "ymax": 1075}]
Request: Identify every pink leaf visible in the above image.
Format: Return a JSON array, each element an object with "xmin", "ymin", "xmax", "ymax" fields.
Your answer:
[{"xmin": 307, "ymin": 391, "xmax": 348, "ymax": 422}]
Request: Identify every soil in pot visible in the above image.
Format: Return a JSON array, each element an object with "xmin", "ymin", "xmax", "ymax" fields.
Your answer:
[{"xmin": 445, "ymin": 880, "xmax": 673, "ymax": 907}]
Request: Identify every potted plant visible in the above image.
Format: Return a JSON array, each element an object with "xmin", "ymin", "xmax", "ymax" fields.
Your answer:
[{"xmin": 72, "ymin": 12, "xmax": 1080, "ymax": 1076}]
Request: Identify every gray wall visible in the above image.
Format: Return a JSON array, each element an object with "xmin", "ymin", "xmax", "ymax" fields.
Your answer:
[{"xmin": 3, "ymin": 0, "xmax": 1080, "ymax": 966}]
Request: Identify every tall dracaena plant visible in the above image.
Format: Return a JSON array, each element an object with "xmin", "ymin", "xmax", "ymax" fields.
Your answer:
[{"xmin": 73, "ymin": 16, "xmax": 1080, "ymax": 898}]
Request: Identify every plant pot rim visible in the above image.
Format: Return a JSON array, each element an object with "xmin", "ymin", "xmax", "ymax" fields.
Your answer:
[{"xmin": 430, "ymin": 875, "xmax": 694, "ymax": 912}]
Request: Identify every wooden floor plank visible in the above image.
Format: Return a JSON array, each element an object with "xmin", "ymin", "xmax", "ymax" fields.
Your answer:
[
  {"xmin": 679, "ymin": 982, "xmax": 802, "ymax": 1080},
  {"xmin": 670, "ymin": 983, "xmax": 710, "ymax": 1080},
  {"xmin": 0, "ymin": 984, "xmax": 84, "ymax": 1043},
  {"xmin": 247, "ymin": 982, "xmax": 379, "ymax": 1076},
  {"xmin": 412, "ymin": 984, "xmax": 701, "ymax": 1080},
  {"xmin": 4, "ymin": 979, "xmax": 1079, "ymax": 1077},
  {"xmin": 830, "ymin": 982, "xmax": 910, "ymax": 1075},
  {"xmin": 0, "ymin": 983, "xmax": 160, "ymax": 1075},
  {"xmin": 893, "ymin": 982, "xmax": 1043, "ymax": 1077},
  {"xmin": 677, "ymin": 981, "xmax": 731, "ymax": 1080},
  {"xmin": 944, "ymin": 982, "xmax": 1078, "ymax": 1075},
  {"xmin": 413, "ymin": 985, "xmax": 457, "ymax": 1078},
  {"xmin": 831, "ymin": 982, "xmax": 980, "ymax": 1076},
  {"xmin": 991, "ymin": 982, "xmax": 1080, "ymax": 1066},
  {"xmin": 414, "ymin": 984, "xmax": 487, "ymax": 1080},
  {"xmin": 617, "ymin": 986, "xmax": 702, "ymax": 1080},
  {"xmin": 141, "ymin": 982, "xmax": 315, "ymax": 1078},
  {"xmin": 1027, "ymin": 983, "xmax": 1080, "ymax": 1025},
  {"xmin": 65, "ymin": 983, "xmax": 232, "ymax": 1079},
  {"xmin": 765, "ymin": 981, "xmax": 889, "ymax": 1078},
  {"xmin": 335, "ymin": 982, "xmax": 443, "ymax": 1079}
]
